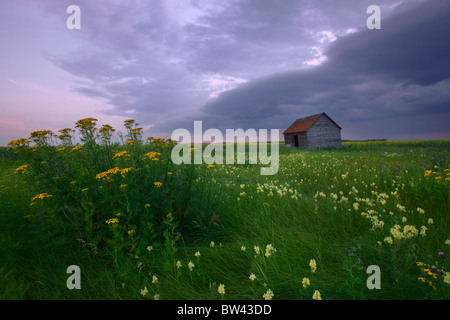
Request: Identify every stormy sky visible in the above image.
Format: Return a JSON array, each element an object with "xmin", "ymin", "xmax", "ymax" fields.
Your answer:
[{"xmin": 1, "ymin": 0, "xmax": 449, "ymax": 145}]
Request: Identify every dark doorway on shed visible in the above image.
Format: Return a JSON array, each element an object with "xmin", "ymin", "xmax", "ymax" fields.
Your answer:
[{"xmin": 294, "ymin": 135, "xmax": 299, "ymax": 147}]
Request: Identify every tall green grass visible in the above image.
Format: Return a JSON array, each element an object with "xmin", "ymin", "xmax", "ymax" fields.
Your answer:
[{"xmin": 1, "ymin": 125, "xmax": 449, "ymax": 300}]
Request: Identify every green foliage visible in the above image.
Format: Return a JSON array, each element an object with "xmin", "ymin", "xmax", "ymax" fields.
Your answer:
[{"xmin": 0, "ymin": 136, "xmax": 449, "ymax": 300}]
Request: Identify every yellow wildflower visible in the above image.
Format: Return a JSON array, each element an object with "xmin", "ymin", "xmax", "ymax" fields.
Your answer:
[
  {"xmin": 218, "ymin": 284, "xmax": 225, "ymax": 295},
  {"xmin": 30, "ymin": 193, "xmax": 52, "ymax": 206},
  {"xmin": 140, "ymin": 286, "xmax": 148, "ymax": 296},
  {"xmin": 312, "ymin": 290, "xmax": 322, "ymax": 300},
  {"xmin": 105, "ymin": 218, "xmax": 119, "ymax": 224},
  {"xmin": 71, "ymin": 146, "xmax": 82, "ymax": 152},
  {"xmin": 263, "ymin": 289, "xmax": 274, "ymax": 300},
  {"xmin": 302, "ymin": 277, "xmax": 310, "ymax": 288},
  {"xmin": 154, "ymin": 182, "xmax": 162, "ymax": 188},
  {"xmin": 309, "ymin": 259, "xmax": 317, "ymax": 273},
  {"xmin": 444, "ymin": 273, "xmax": 450, "ymax": 284},
  {"xmin": 15, "ymin": 165, "xmax": 29, "ymax": 174}
]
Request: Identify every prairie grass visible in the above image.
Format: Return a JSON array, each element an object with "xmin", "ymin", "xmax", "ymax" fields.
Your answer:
[{"xmin": 0, "ymin": 121, "xmax": 449, "ymax": 300}]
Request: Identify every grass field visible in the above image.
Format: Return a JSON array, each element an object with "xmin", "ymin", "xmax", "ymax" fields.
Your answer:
[{"xmin": 0, "ymin": 119, "xmax": 449, "ymax": 300}]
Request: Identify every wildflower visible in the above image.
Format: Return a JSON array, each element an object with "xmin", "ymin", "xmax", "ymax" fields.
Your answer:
[
  {"xmin": 105, "ymin": 218, "xmax": 119, "ymax": 224},
  {"xmin": 30, "ymin": 193, "xmax": 52, "ymax": 206},
  {"xmin": 263, "ymin": 289, "xmax": 274, "ymax": 300},
  {"xmin": 14, "ymin": 165, "xmax": 29, "ymax": 174},
  {"xmin": 145, "ymin": 203, "xmax": 151, "ymax": 208},
  {"xmin": 420, "ymin": 226, "xmax": 428, "ymax": 237},
  {"xmin": 140, "ymin": 287, "xmax": 148, "ymax": 296},
  {"xmin": 210, "ymin": 241, "xmax": 215, "ymax": 247},
  {"xmin": 147, "ymin": 246, "xmax": 153, "ymax": 252},
  {"xmin": 195, "ymin": 251, "xmax": 201, "ymax": 258},
  {"xmin": 353, "ymin": 203, "xmax": 359, "ymax": 211},
  {"xmin": 312, "ymin": 290, "xmax": 322, "ymax": 300},
  {"xmin": 417, "ymin": 207, "xmax": 425, "ymax": 214},
  {"xmin": 444, "ymin": 273, "xmax": 450, "ymax": 284},
  {"xmin": 71, "ymin": 146, "xmax": 82, "ymax": 152},
  {"xmin": 154, "ymin": 294, "xmax": 160, "ymax": 300},
  {"xmin": 241, "ymin": 246, "xmax": 246, "ymax": 252},
  {"xmin": 120, "ymin": 183, "xmax": 128, "ymax": 189},
  {"xmin": 249, "ymin": 273, "xmax": 256, "ymax": 281},
  {"xmin": 144, "ymin": 152, "xmax": 162, "ymax": 160},
  {"xmin": 309, "ymin": 259, "xmax": 317, "ymax": 273},
  {"xmin": 207, "ymin": 165, "xmax": 215, "ymax": 169},
  {"xmin": 167, "ymin": 172, "xmax": 173, "ymax": 175},
  {"xmin": 218, "ymin": 284, "xmax": 225, "ymax": 295},
  {"xmin": 128, "ymin": 229, "xmax": 135, "ymax": 236},
  {"xmin": 446, "ymin": 240, "xmax": 450, "ymax": 246},
  {"xmin": 403, "ymin": 225, "xmax": 418, "ymax": 239},
  {"xmin": 427, "ymin": 218, "xmax": 434, "ymax": 225},
  {"xmin": 302, "ymin": 277, "xmax": 310, "ymax": 288},
  {"xmin": 188, "ymin": 261, "xmax": 195, "ymax": 271},
  {"xmin": 176, "ymin": 261, "xmax": 182, "ymax": 269},
  {"xmin": 154, "ymin": 182, "xmax": 162, "ymax": 188},
  {"xmin": 384, "ymin": 237, "xmax": 393, "ymax": 245},
  {"xmin": 152, "ymin": 275, "xmax": 158, "ymax": 284},
  {"xmin": 112, "ymin": 151, "xmax": 130, "ymax": 160},
  {"xmin": 254, "ymin": 245, "xmax": 260, "ymax": 255},
  {"xmin": 265, "ymin": 244, "xmax": 277, "ymax": 257},
  {"xmin": 390, "ymin": 225, "xmax": 403, "ymax": 240}
]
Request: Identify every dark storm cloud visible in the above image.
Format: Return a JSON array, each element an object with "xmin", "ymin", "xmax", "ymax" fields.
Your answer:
[
  {"xmin": 30, "ymin": 0, "xmax": 449, "ymax": 139},
  {"xmin": 185, "ymin": 0, "xmax": 450, "ymax": 139}
]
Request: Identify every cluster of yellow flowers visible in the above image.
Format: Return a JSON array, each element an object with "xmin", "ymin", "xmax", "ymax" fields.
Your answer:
[
  {"xmin": 105, "ymin": 218, "xmax": 119, "ymax": 224},
  {"xmin": 14, "ymin": 164, "xmax": 29, "ymax": 174},
  {"xmin": 309, "ymin": 259, "xmax": 317, "ymax": 273},
  {"xmin": 112, "ymin": 151, "xmax": 130, "ymax": 160},
  {"xmin": 302, "ymin": 277, "xmax": 310, "ymax": 288},
  {"xmin": 264, "ymin": 244, "xmax": 277, "ymax": 257},
  {"xmin": 218, "ymin": 284, "xmax": 225, "ymax": 295},
  {"xmin": 262, "ymin": 289, "xmax": 274, "ymax": 300},
  {"xmin": 7, "ymin": 138, "xmax": 30, "ymax": 151},
  {"xmin": 75, "ymin": 117, "xmax": 98, "ymax": 128},
  {"xmin": 312, "ymin": 290, "xmax": 322, "ymax": 300},
  {"xmin": 424, "ymin": 169, "xmax": 450, "ymax": 181},
  {"xmin": 71, "ymin": 146, "xmax": 83, "ymax": 152},
  {"xmin": 95, "ymin": 167, "xmax": 133, "ymax": 182},
  {"xmin": 416, "ymin": 262, "xmax": 449, "ymax": 291},
  {"xmin": 30, "ymin": 193, "xmax": 52, "ymax": 206},
  {"xmin": 98, "ymin": 124, "xmax": 115, "ymax": 134},
  {"xmin": 145, "ymin": 152, "xmax": 162, "ymax": 161},
  {"xmin": 390, "ymin": 224, "xmax": 419, "ymax": 240}
]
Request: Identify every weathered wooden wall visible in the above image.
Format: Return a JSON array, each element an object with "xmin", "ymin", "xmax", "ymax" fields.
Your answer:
[
  {"xmin": 306, "ymin": 115, "xmax": 341, "ymax": 148},
  {"xmin": 284, "ymin": 132, "xmax": 308, "ymax": 148}
]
